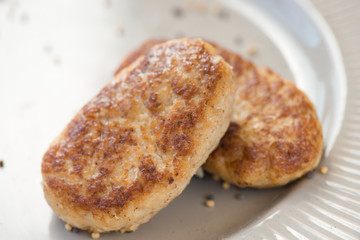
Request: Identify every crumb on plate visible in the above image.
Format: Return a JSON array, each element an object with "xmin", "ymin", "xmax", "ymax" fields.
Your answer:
[
  {"xmin": 205, "ymin": 199, "xmax": 215, "ymax": 208},
  {"xmin": 246, "ymin": 45, "xmax": 258, "ymax": 57},
  {"xmin": 65, "ymin": 223, "xmax": 72, "ymax": 231},
  {"xmin": 320, "ymin": 166, "xmax": 328, "ymax": 174},
  {"xmin": 91, "ymin": 232, "xmax": 100, "ymax": 239},
  {"xmin": 222, "ymin": 181, "xmax": 230, "ymax": 189}
]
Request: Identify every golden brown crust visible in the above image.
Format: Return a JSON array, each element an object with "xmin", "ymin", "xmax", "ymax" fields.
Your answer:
[
  {"xmin": 114, "ymin": 39, "xmax": 166, "ymax": 76},
  {"xmin": 118, "ymin": 39, "xmax": 323, "ymax": 188},
  {"xmin": 41, "ymin": 39, "xmax": 234, "ymax": 232},
  {"xmin": 205, "ymin": 66, "xmax": 323, "ymax": 188},
  {"xmin": 209, "ymin": 42, "xmax": 323, "ymax": 187}
]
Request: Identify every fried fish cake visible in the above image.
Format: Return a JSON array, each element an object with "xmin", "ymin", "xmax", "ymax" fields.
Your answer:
[
  {"xmin": 204, "ymin": 60, "xmax": 323, "ymax": 188},
  {"xmin": 41, "ymin": 39, "xmax": 235, "ymax": 233},
  {"xmin": 117, "ymin": 40, "xmax": 323, "ymax": 188},
  {"xmin": 205, "ymin": 43, "xmax": 323, "ymax": 188}
]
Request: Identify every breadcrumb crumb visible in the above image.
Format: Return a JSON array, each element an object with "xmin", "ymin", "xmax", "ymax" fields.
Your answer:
[
  {"xmin": 222, "ymin": 181, "xmax": 230, "ymax": 189},
  {"xmin": 91, "ymin": 232, "xmax": 100, "ymax": 239},
  {"xmin": 320, "ymin": 166, "xmax": 328, "ymax": 174},
  {"xmin": 0, "ymin": 160, "xmax": 3, "ymax": 168},
  {"xmin": 205, "ymin": 199, "xmax": 215, "ymax": 208},
  {"xmin": 246, "ymin": 45, "xmax": 258, "ymax": 57},
  {"xmin": 65, "ymin": 223, "xmax": 72, "ymax": 231}
]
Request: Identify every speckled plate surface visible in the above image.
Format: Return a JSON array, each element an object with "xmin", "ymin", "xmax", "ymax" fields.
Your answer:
[{"xmin": 0, "ymin": 0, "xmax": 359, "ymax": 239}]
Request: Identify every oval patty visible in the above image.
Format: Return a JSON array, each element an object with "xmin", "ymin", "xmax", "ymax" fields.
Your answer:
[
  {"xmin": 116, "ymin": 39, "xmax": 323, "ymax": 189},
  {"xmin": 204, "ymin": 44, "xmax": 323, "ymax": 188},
  {"xmin": 41, "ymin": 39, "xmax": 235, "ymax": 233}
]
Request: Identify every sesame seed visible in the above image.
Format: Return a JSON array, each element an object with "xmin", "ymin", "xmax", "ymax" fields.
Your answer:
[
  {"xmin": 205, "ymin": 199, "xmax": 215, "ymax": 208},
  {"xmin": 320, "ymin": 166, "xmax": 328, "ymax": 174},
  {"xmin": 65, "ymin": 224, "xmax": 72, "ymax": 231},
  {"xmin": 212, "ymin": 174, "xmax": 220, "ymax": 181},
  {"xmin": 91, "ymin": 232, "xmax": 100, "ymax": 239},
  {"xmin": 222, "ymin": 181, "xmax": 230, "ymax": 190},
  {"xmin": 246, "ymin": 45, "xmax": 258, "ymax": 57}
]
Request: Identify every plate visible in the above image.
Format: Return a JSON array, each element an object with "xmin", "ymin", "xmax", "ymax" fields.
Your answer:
[{"xmin": 0, "ymin": 0, "xmax": 359, "ymax": 239}]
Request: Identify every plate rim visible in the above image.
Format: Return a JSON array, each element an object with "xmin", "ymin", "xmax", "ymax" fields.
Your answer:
[{"xmin": 229, "ymin": 0, "xmax": 360, "ymax": 239}]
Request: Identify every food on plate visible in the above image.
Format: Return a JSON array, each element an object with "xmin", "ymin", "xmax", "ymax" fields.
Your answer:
[
  {"xmin": 117, "ymin": 39, "xmax": 323, "ymax": 188},
  {"xmin": 319, "ymin": 166, "xmax": 328, "ymax": 174},
  {"xmin": 41, "ymin": 38, "xmax": 235, "ymax": 233},
  {"xmin": 205, "ymin": 58, "xmax": 323, "ymax": 188}
]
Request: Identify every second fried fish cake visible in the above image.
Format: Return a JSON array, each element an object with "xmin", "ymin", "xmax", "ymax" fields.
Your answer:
[{"xmin": 204, "ymin": 46, "xmax": 323, "ymax": 187}]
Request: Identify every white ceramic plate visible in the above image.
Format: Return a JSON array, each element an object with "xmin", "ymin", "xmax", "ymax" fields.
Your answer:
[{"xmin": 0, "ymin": 0, "xmax": 359, "ymax": 239}]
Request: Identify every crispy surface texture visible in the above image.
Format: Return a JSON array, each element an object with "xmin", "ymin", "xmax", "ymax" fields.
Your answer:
[
  {"xmin": 41, "ymin": 39, "xmax": 234, "ymax": 233},
  {"xmin": 119, "ymin": 39, "xmax": 323, "ymax": 188},
  {"xmin": 206, "ymin": 43, "xmax": 323, "ymax": 188}
]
